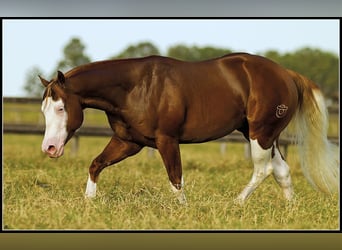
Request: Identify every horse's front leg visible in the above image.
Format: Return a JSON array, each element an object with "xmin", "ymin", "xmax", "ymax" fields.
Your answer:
[
  {"xmin": 85, "ymin": 136, "xmax": 142, "ymax": 198},
  {"xmin": 156, "ymin": 134, "xmax": 187, "ymax": 204}
]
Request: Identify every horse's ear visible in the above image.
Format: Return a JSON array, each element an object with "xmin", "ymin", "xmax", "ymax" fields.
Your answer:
[
  {"xmin": 57, "ymin": 71, "xmax": 66, "ymax": 86},
  {"xmin": 38, "ymin": 75, "xmax": 50, "ymax": 87}
]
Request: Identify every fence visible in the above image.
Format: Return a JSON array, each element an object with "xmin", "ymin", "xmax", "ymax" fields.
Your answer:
[{"xmin": 3, "ymin": 97, "xmax": 339, "ymax": 158}]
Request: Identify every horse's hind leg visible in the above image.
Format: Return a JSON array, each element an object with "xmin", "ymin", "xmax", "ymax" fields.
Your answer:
[
  {"xmin": 235, "ymin": 139, "xmax": 294, "ymax": 204},
  {"xmin": 235, "ymin": 139, "xmax": 274, "ymax": 204},
  {"xmin": 272, "ymin": 143, "xmax": 293, "ymax": 200}
]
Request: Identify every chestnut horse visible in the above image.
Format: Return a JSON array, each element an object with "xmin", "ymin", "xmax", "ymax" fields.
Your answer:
[{"xmin": 40, "ymin": 53, "xmax": 338, "ymax": 204}]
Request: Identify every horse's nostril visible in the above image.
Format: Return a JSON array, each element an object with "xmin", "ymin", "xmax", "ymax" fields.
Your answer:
[{"xmin": 47, "ymin": 145, "xmax": 56, "ymax": 153}]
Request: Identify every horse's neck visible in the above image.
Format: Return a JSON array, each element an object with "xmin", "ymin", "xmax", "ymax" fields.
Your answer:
[
  {"xmin": 69, "ymin": 61, "xmax": 135, "ymax": 114},
  {"xmin": 81, "ymin": 97, "xmax": 120, "ymax": 115}
]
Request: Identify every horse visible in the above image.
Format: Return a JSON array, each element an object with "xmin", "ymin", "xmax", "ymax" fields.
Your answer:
[{"xmin": 39, "ymin": 53, "xmax": 339, "ymax": 204}]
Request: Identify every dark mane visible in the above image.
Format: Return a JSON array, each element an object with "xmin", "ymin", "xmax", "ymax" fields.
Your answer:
[{"xmin": 64, "ymin": 56, "xmax": 160, "ymax": 79}]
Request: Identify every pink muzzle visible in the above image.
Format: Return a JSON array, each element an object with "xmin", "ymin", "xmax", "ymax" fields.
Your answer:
[{"xmin": 42, "ymin": 137, "xmax": 65, "ymax": 158}]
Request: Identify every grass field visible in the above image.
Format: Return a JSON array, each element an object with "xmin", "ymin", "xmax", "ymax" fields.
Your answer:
[{"xmin": 3, "ymin": 134, "xmax": 339, "ymax": 230}]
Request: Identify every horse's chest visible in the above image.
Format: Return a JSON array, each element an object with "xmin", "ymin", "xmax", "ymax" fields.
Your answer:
[
  {"xmin": 113, "ymin": 123, "xmax": 132, "ymax": 140},
  {"xmin": 107, "ymin": 115, "xmax": 132, "ymax": 140}
]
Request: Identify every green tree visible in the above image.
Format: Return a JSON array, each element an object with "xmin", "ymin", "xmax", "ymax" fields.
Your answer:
[
  {"xmin": 55, "ymin": 37, "xmax": 91, "ymax": 73},
  {"xmin": 264, "ymin": 47, "xmax": 338, "ymax": 95},
  {"xmin": 23, "ymin": 37, "xmax": 91, "ymax": 97},
  {"xmin": 23, "ymin": 66, "xmax": 45, "ymax": 97},
  {"xmin": 112, "ymin": 41, "xmax": 160, "ymax": 59},
  {"xmin": 167, "ymin": 44, "xmax": 232, "ymax": 61}
]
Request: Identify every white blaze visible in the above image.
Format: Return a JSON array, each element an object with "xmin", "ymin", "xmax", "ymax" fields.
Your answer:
[{"xmin": 41, "ymin": 97, "xmax": 68, "ymax": 157}]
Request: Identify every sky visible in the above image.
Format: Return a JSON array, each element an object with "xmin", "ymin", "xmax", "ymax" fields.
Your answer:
[{"xmin": 2, "ymin": 19, "xmax": 340, "ymax": 97}]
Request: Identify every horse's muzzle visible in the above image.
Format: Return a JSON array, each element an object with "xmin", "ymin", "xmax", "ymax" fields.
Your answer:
[{"xmin": 42, "ymin": 144, "xmax": 64, "ymax": 158}]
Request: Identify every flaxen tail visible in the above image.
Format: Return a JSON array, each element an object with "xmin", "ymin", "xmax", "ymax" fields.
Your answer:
[{"xmin": 287, "ymin": 69, "xmax": 339, "ymax": 194}]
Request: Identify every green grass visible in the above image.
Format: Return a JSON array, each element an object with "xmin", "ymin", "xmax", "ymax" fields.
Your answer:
[{"xmin": 3, "ymin": 134, "xmax": 339, "ymax": 230}]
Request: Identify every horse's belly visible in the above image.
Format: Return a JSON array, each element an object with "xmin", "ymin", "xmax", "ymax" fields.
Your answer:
[
  {"xmin": 180, "ymin": 126, "xmax": 236, "ymax": 143},
  {"xmin": 180, "ymin": 109, "xmax": 245, "ymax": 143}
]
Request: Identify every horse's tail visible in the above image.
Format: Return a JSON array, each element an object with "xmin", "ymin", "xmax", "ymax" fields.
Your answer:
[{"xmin": 286, "ymin": 69, "xmax": 339, "ymax": 194}]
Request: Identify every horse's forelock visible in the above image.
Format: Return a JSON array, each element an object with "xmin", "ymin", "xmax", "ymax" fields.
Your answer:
[{"xmin": 43, "ymin": 82, "xmax": 66, "ymax": 102}]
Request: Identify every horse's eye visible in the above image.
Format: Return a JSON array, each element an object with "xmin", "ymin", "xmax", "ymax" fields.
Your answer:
[{"xmin": 57, "ymin": 106, "xmax": 64, "ymax": 112}]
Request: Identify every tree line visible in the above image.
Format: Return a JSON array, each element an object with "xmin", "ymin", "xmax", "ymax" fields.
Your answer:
[{"xmin": 25, "ymin": 37, "xmax": 338, "ymax": 97}]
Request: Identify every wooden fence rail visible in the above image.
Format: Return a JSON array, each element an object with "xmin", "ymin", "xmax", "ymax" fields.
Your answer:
[
  {"xmin": 3, "ymin": 123, "xmax": 339, "ymax": 159},
  {"xmin": 3, "ymin": 97, "xmax": 339, "ymax": 158},
  {"xmin": 3, "ymin": 97, "xmax": 339, "ymax": 113},
  {"xmin": 3, "ymin": 97, "xmax": 43, "ymax": 104}
]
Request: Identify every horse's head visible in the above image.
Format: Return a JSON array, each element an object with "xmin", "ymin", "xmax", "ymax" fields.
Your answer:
[{"xmin": 40, "ymin": 71, "xmax": 84, "ymax": 158}]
